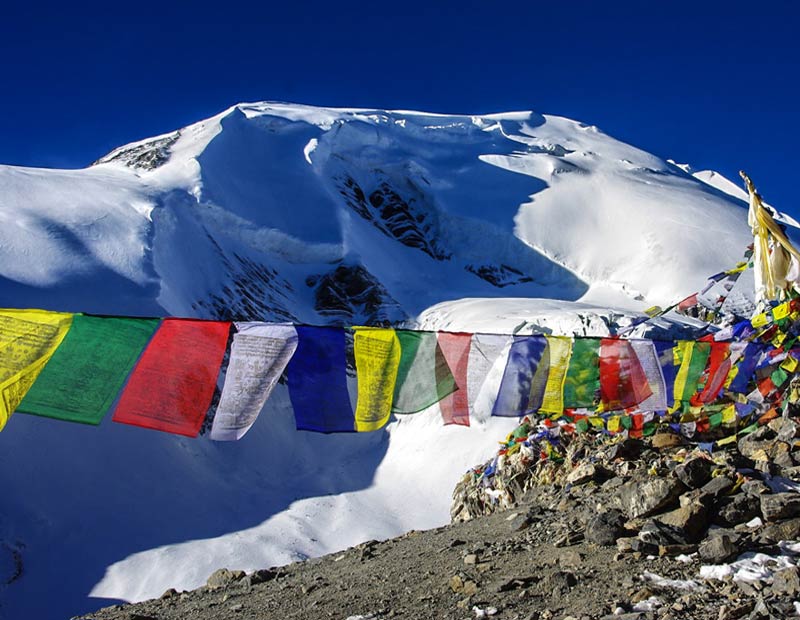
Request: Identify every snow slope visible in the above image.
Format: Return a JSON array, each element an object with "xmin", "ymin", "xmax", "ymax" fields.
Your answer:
[{"xmin": 0, "ymin": 102, "xmax": 764, "ymax": 618}]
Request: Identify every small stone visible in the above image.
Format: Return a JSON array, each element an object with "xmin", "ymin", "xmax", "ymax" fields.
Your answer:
[
  {"xmin": 761, "ymin": 492, "xmax": 800, "ymax": 521},
  {"xmin": 772, "ymin": 566, "xmax": 800, "ymax": 596},
  {"xmin": 229, "ymin": 603, "xmax": 243, "ymax": 612},
  {"xmin": 658, "ymin": 544, "xmax": 697, "ymax": 557},
  {"xmin": 717, "ymin": 600, "xmax": 754, "ymax": 620},
  {"xmin": 558, "ymin": 550, "xmax": 583, "ymax": 568},
  {"xmin": 449, "ymin": 575, "xmax": 465, "ymax": 593},
  {"xmin": 616, "ymin": 537, "xmax": 637, "ymax": 552},
  {"xmin": 160, "ymin": 588, "xmax": 178, "ymax": 599},
  {"xmin": 698, "ymin": 534, "xmax": 739, "ymax": 564},
  {"xmin": 463, "ymin": 580, "xmax": 479, "ymax": 596},
  {"xmin": 464, "ymin": 553, "xmax": 478, "ymax": 565}
]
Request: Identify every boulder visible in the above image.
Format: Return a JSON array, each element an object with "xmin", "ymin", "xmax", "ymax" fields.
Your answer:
[
  {"xmin": 656, "ymin": 500, "xmax": 709, "ymax": 543},
  {"xmin": 206, "ymin": 568, "xmax": 246, "ymax": 589},
  {"xmin": 617, "ymin": 477, "xmax": 685, "ymax": 519},
  {"xmin": 760, "ymin": 492, "xmax": 800, "ymax": 521},
  {"xmin": 714, "ymin": 493, "xmax": 761, "ymax": 527},
  {"xmin": 674, "ymin": 458, "xmax": 713, "ymax": 489},
  {"xmin": 586, "ymin": 509, "xmax": 626, "ymax": 546},
  {"xmin": 698, "ymin": 533, "xmax": 739, "ymax": 564}
]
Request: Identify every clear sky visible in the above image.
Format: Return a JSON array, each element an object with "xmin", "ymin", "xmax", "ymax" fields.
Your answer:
[{"xmin": 2, "ymin": 0, "xmax": 798, "ymax": 217}]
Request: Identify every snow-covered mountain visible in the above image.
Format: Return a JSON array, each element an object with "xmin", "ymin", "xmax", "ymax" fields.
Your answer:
[{"xmin": 0, "ymin": 102, "xmax": 759, "ymax": 619}]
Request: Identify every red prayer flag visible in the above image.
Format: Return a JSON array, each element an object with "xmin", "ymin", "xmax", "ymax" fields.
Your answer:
[
  {"xmin": 436, "ymin": 332, "xmax": 471, "ymax": 427},
  {"xmin": 599, "ymin": 339, "xmax": 652, "ymax": 411},
  {"xmin": 696, "ymin": 342, "xmax": 731, "ymax": 404},
  {"xmin": 112, "ymin": 318, "xmax": 231, "ymax": 437}
]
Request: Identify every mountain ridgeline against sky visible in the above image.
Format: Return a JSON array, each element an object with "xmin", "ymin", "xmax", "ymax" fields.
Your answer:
[
  {"xmin": 0, "ymin": 103, "xmax": 764, "ymax": 620},
  {"xmin": 0, "ymin": 102, "xmax": 755, "ymax": 326}
]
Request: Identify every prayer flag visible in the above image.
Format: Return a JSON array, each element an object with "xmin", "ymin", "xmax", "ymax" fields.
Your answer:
[
  {"xmin": 540, "ymin": 336, "xmax": 572, "ymax": 414},
  {"xmin": 437, "ymin": 332, "xmax": 471, "ymax": 426},
  {"xmin": 492, "ymin": 335, "xmax": 547, "ymax": 417},
  {"xmin": 467, "ymin": 334, "xmax": 513, "ymax": 420},
  {"xmin": 209, "ymin": 323, "xmax": 298, "ymax": 441},
  {"xmin": 393, "ymin": 331, "xmax": 456, "ymax": 414},
  {"xmin": 600, "ymin": 338, "xmax": 651, "ymax": 411},
  {"xmin": 728, "ymin": 343, "xmax": 763, "ymax": 393},
  {"xmin": 18, "ymin": 315, "xmax": 159, "ymax": 425},
  {"xmin": 563, "ymin": 338, "xmax": 601, "ymax": 408},
  {"xmin": 112, "ymin": 318, "xmax": 231, "ymax": 437},
  {"xmin": 673, "ymin": 341, "xmax": 711, "ymax": 403},
  {"xmin": 287, "ymin": 326, "xmax": 355, "ymax": 433},
  {"xmin": 0, "ymin": 309, "xmax": 73, "ymax": 430},
  {"xmin": 653, "ymin": 340, "xmax": 677, "ymax": 409},
  {"xmin": 697, "ymin": 342, "xmax": 731, "ymax": 404},
  {"xmin": 353, "ymin": 327, "xmax": 401, "ymax": 432},
  {"xmin": 630, "ymin": 339, "xmax": 667, "ymax": 412}
]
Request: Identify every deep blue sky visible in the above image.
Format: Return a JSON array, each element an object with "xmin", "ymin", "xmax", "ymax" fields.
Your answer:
[{"xmin": 2, "ymin": 1, "xmax": 797, "ymax": 216}]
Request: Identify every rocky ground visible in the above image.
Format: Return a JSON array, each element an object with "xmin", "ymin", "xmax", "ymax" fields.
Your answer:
[{"xmin": 76, "ymin": 417, "xmax": 800, "ymax": 620}]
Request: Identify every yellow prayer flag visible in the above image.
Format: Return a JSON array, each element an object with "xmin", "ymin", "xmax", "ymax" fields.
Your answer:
[
  {"xmin": 782, "ymin": 356, "xmax": 799, "ymax": 373},
  {"xmin": 540, "ymin": 336, "xmax": 573, "ymax": 414},
  {"xmin": 608, "ymin": 416, "xmax": 621, "ymax": 433},
  {"xmin": 353, "ymin": 326, "xmax": 401, "ymax": 432},
  {"xmin": 751, "ymin": 312, "xmax": 770, "ymax": 328},
  {"xmin": 673, "ymin": 341, "xmax": 692, "ymax": 404},
  {"xmin": 716, "ymin": 435, "xmax": 738, "ymax": 446},
  {"xmin": 722, "ymin": 404, "xmax": 737, "ymax": 425},
  {"xmin": 0, "ymin": 309, "xmax": 73, "ymax": 430},
  {"xmin": 773, "ymin": 302, "xmax": 792, "ymax": 321}
]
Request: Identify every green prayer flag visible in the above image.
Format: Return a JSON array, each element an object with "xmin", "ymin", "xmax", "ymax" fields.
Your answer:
[
  {"xmin": 563, "ymin": 338, "xmax": 600, "ymax": 408},
  {"xmin": 392, "ymin": 331, "xmax": 456, "ymax": 414},
  {"xmin": 679, "ymin": 342, "xmax": 712, "ymax": 402},
  {"xmin": 18, "ymin": 315, "xmax": 160, "ymax": 425}
]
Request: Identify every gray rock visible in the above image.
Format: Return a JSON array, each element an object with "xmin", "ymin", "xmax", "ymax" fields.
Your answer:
[
  {"xmin": 698, "ymin": 534, "xmax": 739, "ymax": 564},
  {"xmin": 699, "ymin": 475, "xmax": 734, "ymax": 499},
  {"xmin": 760, "ymin": 517, "xmax": 800, "ymax": 542},
  {"xmin": 768, "ymin": 417, "xmax": 798, "ymax": 442},
  {"xmin": 586, "ymin": 509, "xmax": 626, "ymax": 546},
  {"xmin": 760, "ymin": 492, "xmax": 800, "ymax": 521},
  {"xmin": 742, "ymin": 479, "xmax": 770, "ymax": 497},
  {"xmin": 618, "ymin": 477, "xmax": 685, "ymax": 519},
  {"xmin": 714, "ymin": 493, "xmax": 761, "ymax": 527},
  {"xmin": 674, "ymin": 458, "xmax": 713, "ymax": 489},
  {"xmin": 738, "ymin": 426, "xmax": 775, "ymax": 459},
  {"xmin": 772, "ymin": 566, "xmax": 800, "ymax": 596}
]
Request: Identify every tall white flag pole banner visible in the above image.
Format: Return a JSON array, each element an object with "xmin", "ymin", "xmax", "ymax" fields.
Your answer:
[{"xmin": 742, "ymin": 171, "xmax": 800, "ymax": 307}]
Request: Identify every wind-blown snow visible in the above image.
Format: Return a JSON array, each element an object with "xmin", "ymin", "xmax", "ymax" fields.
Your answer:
[{"xmin": 0, "ymin": 101, "xmax": 775, "ymax": 619}]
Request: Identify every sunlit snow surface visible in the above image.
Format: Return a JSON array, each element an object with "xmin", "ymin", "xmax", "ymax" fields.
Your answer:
[{"xmin": 0, "ymin": 102, "xmax": 774, "ymax": 618}]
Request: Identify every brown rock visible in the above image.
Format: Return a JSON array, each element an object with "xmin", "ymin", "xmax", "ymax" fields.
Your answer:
[{"xmin": 652, "ymin": 433, "xmax": 682, "ymax": 449}]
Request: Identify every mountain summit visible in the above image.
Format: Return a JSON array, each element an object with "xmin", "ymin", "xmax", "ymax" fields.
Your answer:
[{"xmin": 0, "ymin": 102, "xmax": 753, "ymax": 326}]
